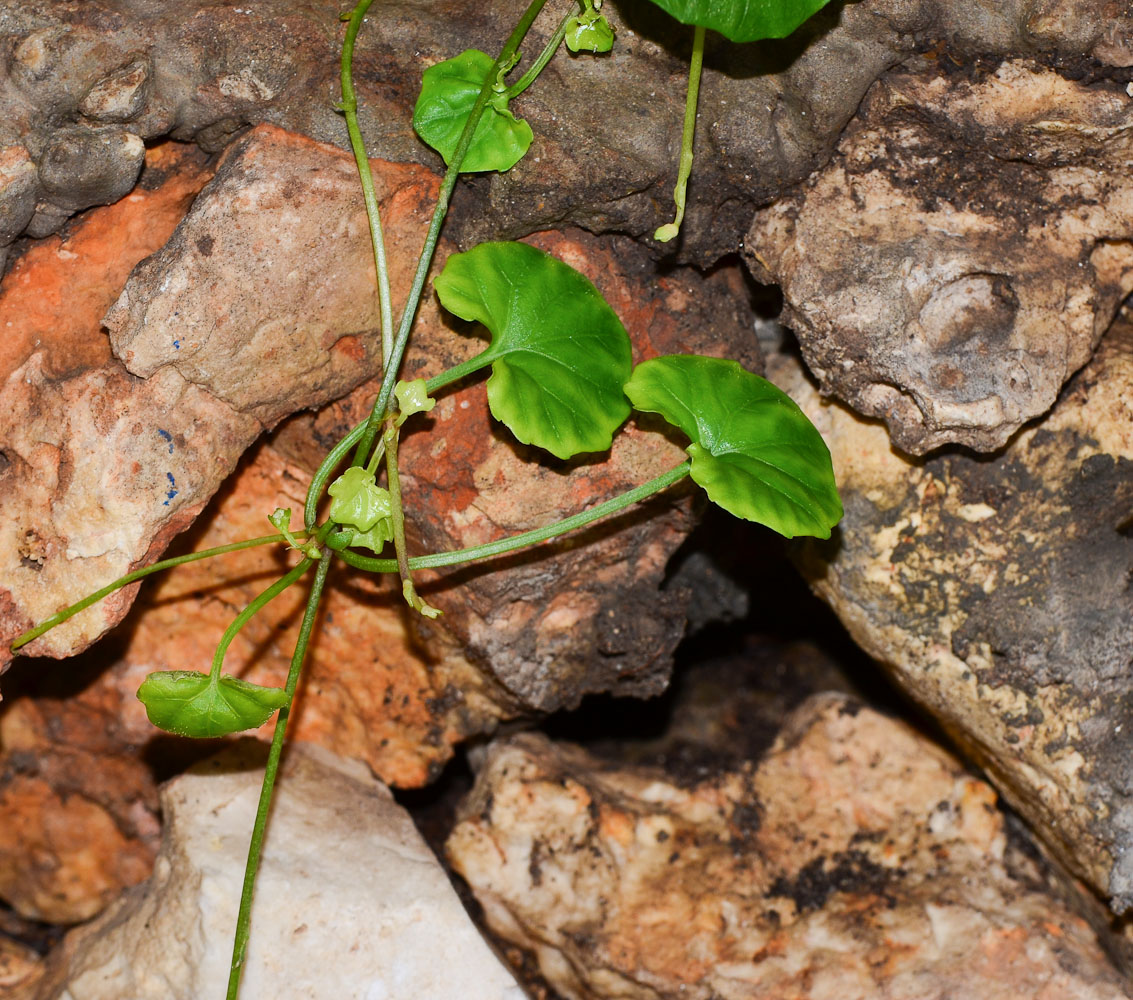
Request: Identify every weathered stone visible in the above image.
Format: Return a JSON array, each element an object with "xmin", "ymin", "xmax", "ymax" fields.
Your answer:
[
  {"xmin": 747, "ymin": 59, "xmax": 1133, "ymax": 454},
  {"xmin": 449, "ymin": 697, "xmax": 1133, "ymax": 1000},
  {"xmin": 3, "ymin": 0, "xmax": 1132, "ymax": 262},
  {"xmin": 0, "ymin": 935, "xmax": 42, "ymax": 997},
  {"xmin": 36, "ymin": 126, "xmax": 144, "ymax": 213},
  {"xmin": 0, "ymin": 126, "xmax": 436, "ymax": 664},
  {"xmin": 34, "ymin": 742, "xmax": 527, "ymax": 1000},
  {"xmin": 767, "ymin": 312, "xmax": 1133, "ymax": 910}
]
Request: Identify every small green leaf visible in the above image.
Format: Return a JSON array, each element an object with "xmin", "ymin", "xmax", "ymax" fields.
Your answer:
[
  {"xmin": 624, "ymin": 355, "xmax": 842, "ymax": 538},
  {"xmin": 328, "ymin": 467, "xmax": 393, "ymax": 533},
  {"xmin": 347, "ymin": 519, "xmax": 393, "ymax": 555},
  {"xmin": 643, "ymin": 0, "xmax": 834, "ymax": 41},
  {"xmin": 413, "ymin": 49, "xmax": 533, "ymax": 172},
  {"xmin": 566, "ymin": 11, "xmax": 615, "ymax": 52},
  {"xmin": 395, "ymin": 379, "xmax": 436, "ymax": 426},
  {"xmin": 137, "ymin": 670, "xmax": 289, "ymax": 738},
  {"xmin": 434, "ymin": 242, "xmax": 633, "ymax": 459}
]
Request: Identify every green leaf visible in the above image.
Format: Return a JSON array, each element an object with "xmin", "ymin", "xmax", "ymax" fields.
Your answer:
[
  {"xmin": 566, "ymin": 11, "xmax": 615, "ymax": 52},
  {"xmin": 413, "ymin": 49, "xmax": 533, "ymax": 172},
  {"xmin": 328, "ymin": 467, "xmax": 393, "ymax": 533},
  {"xmin": 642, "ymin": 0, "xmax": 835, "ymax": 42},
  {"xmin": 137, "ymin": 670, "xmax": 289, "ymax": 738},
  {"xmin": 624, "ymin": 355, "xmax": 842, "ymax": 538},
  {"xmin": 434, "ymin": 241, "xmax": 633, "ymax": 459}
]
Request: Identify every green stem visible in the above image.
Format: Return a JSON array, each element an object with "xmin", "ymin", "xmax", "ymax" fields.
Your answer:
[
  {"xmin": 654, "ymin": 24, "xmax": 705, "ymax": 244},
  {"xmin": 335, "ymin": 460, "xmax": 691, "ymax": 573},
  {"xmin": 303, "ymin": 418, "xmax": 384, "ymax": 530},
  {"xmin": 423, "ymin": 353, "xmax": 494, "ymax": 395},
  {"xmin": 350, "ymin": 0, "xmax": 552, "ymax": 470},
  {"xmin": 382, "ymin": 421, "xmax": 439, "ymax": 617},
  {"xmin": 502, "ymin": 7, "xmax": 574, "ymax": 101},
  {"xmin": 226, "ymin": 552, "xmax": 333, "ymax": 1000},
  {"xmin": 340, "ymin": 0, "xmax": 394, "ymax": 365},
  {"xmin": 9, "ymin": 533, "xmax": 307, "ymax": 654},
  {"xmin": 207, "ymin": 559, "xmax": 313, "ymax": 682}
]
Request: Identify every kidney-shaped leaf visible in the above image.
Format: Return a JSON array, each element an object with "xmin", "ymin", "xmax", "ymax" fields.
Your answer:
[
  {"xmin": 643, "ymin": 0, "xmax": 834, "ymax": 41},
  {"xmin": 624, "ymin": 355, "xmax": 841, "ymax": 538},
  {"xmin": 413, "ymin": 49, "xmax": 533, "ymax": 172},
  {"xmin": 137, "ymin": 670, "xmax": 289, "ymax": 739},
  {"xmin": 434, "ymin": 241, "xmax": 633, "ymax": 459}
]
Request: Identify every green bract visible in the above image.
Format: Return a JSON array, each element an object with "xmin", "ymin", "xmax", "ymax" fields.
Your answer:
[
  {"xmin": 624, "ymin": 355, "xmax": 842, "ymax": 538},
  {"xmin": 137, "ymin": 671, "xmax": 289, "ymax": 738},
  {"xmin": 413, "ymin": 49, "xmax": 533, "ymax": 172},
  {"xmin": 434, "ymin": 241, "xmax": 633, "ymax": 459},
  {"xmin": 642, "ymin": 0, "xmax": 835, "ymax": 41},
  {"xmin": 395, "ymin": 378, "xmax": 436, "ymax": 425},
  {"xmin": 328, "ymin": 467, "xmax": 393, "ymax": 533},
  {"xmin": 566, "ymin": 10, "xmax": 615, "ymax": 52}
]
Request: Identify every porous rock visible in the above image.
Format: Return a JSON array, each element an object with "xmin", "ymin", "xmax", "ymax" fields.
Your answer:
[
  {"xmin": 768, "ymin": 311, "xmax": 1133, "ymax": 910},
  {"xmin": 34, "ymin": 742, "xmax": 527, "ymax": 1000},
  {"xmin": 747, "ymin": 59, "xmax": 1133, "ymax": 454},
  {"xmin": 448, "ymin": 696, "xmax": 1133, "ymax": 1000},
  {"xmin": 2, "ymin": 0, "xmax": 1132, "ymax": 262}
]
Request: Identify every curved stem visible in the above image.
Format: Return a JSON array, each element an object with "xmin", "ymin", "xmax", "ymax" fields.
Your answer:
[
  {"xmin": 303, "ymin": 420, "xmax": 385, "ymax": 531},
  {"xmin": 350, "ymin": 0, "xmax": 552, "ymax": 469},
  {"xmin": 226, "ymin": 551, "xmax": 333, "ymax": 1000},
  {"xmin": 9, "ymin": 533, "xmax": 306, "ymax": 654},
  {"xmin": 208, "ymin": 558, "xmax": 313, "ymax": 682},
  {"xmin": 654, "ymin": 24, "xmax": 705, "ymax": 244},
  {"xmin": 502, "ymin": 7, "xmax": 574, "ymax": 102},
  {"xmin": 423, "ymin": 352, "xmax": 493, "ymax": 395},
  {"xmin": 335, "ymin": 460, "xmax": 691, "ymax": 573},
  {"xmin": 340, "ymin": 0, "xmax": 394, "ymax": 364}
]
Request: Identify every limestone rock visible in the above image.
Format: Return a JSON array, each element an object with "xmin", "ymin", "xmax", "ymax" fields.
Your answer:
[
  {"xmin": 747, "ymin": 59, "xmax": 1133, "ymax": 454},
  {"xmin": 768, "ymin": 311, "xmax": 1133, "ymax": 909},
  {"xmin": 449, "ymin": 697, "xmax": 1133, "ymax": 1000},
  {"xmin": 34, "ymin": 742, "xmax": 526, "ymax": 1000}
]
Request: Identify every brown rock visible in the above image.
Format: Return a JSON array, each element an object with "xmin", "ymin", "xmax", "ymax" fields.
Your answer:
[
  {"xmin": 746, "ymin": 60, "xmax": 1133, "ymax": 454},
  {"xmin": 768, "ymin": 310, "xmax": 1133, "ymax": 910},
  {"xmin": 449, "ymin": 697, "xmax": 1133, "ymax": 1000}
]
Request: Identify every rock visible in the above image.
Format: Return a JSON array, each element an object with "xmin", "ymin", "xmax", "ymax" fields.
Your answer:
[
  {"xmin": 36, "ymin": 126, "xmax": 144, "ymax": 213},
  {"xmin": 3, "ymin": 0, "xmax": 1132, "ymax": 261},
  {"xmin": 448, "ymin": 697, "xmax": 1133, "ymax": 1000},
  {"xmin": 0, "ymin": 127, "xmax": 755, "ymax": 918},
  {"xmin": 747, "ymin": 59, "xmax": 1133, "ymax": 454},
  {"xmin": 0, "ymin": 126, "xmax": 437, "ymax": 664},
  {"xmin": 767, "ymin": 311, "xmax": 1133, "ymax": 910},
  {"xmin": 34, "ymin": 742, "xmax": 526, "ymax": 1000},
  {"xmin": 0, "ymin": 935, "xmax": 42, "ymax": 997}
]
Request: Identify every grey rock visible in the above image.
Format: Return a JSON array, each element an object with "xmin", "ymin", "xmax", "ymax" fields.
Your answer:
[
  {"xmin": 37, "ymin": 125, "xmax": 144, "ymax": 212},
  {"xmin": 769, "ymin": 310, "xmax": 1133, "ymax": 910},
  {"xmin": 0, "ymin": 145, "xmax": 36, "ymax": 244},
  {"xmin": 35, "ymin": 742, "xmax": 527, "ymax": 1000},
  {"xmin": 747, "ymin": 58, "xmax": 1133, "ymax": 453},
  {"xmin": 78, "ymin": 57, "xmax": 151, "ymax": 123}
]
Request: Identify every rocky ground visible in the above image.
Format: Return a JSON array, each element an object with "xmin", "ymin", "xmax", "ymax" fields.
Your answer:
[{"xmin": 0, "ymin": 0, "xmax": 1131, "ymax": 997}]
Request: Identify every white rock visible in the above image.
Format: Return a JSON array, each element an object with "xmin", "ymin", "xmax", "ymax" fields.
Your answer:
[{"xmin": 37, "ymin": 742, "xmax": 525, "ymax": 1000}]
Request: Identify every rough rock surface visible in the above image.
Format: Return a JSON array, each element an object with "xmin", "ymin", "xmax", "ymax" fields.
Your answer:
[
  {"xmin": 747, "ymin": 59, "xmax": 1133, "ymax": 455},
  {"xmin": 0, "ymin": 124, "xmax": 436, "ymax": 665},
  {"xmin": 767, "ymin": 313, "xmax": 1133, "ymax": 910},
  {"xmin": 34, "ymin": 742, "xmax": 527, "ymax": 1000},
  {"xmin": 0, "ymin": 131, "xmax": 754, "ymax": 918},
  {"xmin": 450, "ymin": 697, "xmax": 1133, "ymax": 1000},
  {"xmin": 2, "ymin": 0, "xmax": 1132, "ymax": 266}
]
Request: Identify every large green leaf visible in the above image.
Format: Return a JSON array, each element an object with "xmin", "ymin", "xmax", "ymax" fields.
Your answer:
[
  {"xmin": 624, "ymin": 355, "xmax": 841, "ymax": 538},
  {"xmin": 412, "ymin": 49, "xmax": 533, "ymax": 173},
  {"xmin": 643, "ymin": 0, "xmax": 835, "ymax": 41},
  {"xmin": 137, "ymin": 670, "xmax": 289, "ymax": 738},
  {"xmin": 433, "ymin": 241, "xmax": 633, "ymax": 459}
]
